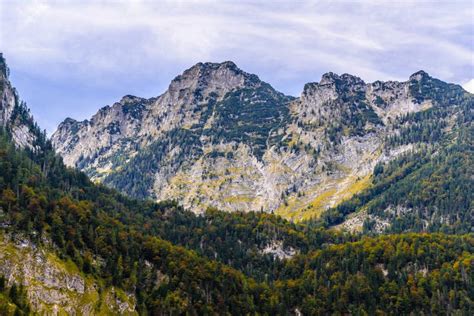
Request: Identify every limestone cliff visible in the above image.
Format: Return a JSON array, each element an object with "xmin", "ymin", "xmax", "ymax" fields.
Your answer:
[
  {"xmin": 0, "ymin": 53, "xmax": 40, "ymax": 150},
  {"xmin": 52, "ymin": 62, "xmax": 468, "ymax": 220}
]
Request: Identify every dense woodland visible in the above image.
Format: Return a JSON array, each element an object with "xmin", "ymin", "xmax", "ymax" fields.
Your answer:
[{"xmin": 279, "ymin": 234, "xmax": 473, "ymax": 315}]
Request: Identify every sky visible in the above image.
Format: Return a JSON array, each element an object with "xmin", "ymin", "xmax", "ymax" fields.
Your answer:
[{"xmin": 0, "ymin": 0, "xmax": 473, "ymax": 134}]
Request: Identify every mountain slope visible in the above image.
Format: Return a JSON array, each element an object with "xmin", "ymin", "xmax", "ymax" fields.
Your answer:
[
  {"xmin": 0, "ymin": 129, "xmax": 270, "ymax": 314},
  {"xmin": 3, "ymin": 107, "xmax": 474, "ymax": 315},
  {"xmin": 0, "ymin": 56, "xmax": 283, "ymax": 314},
  {"xmin": 318, "ymin": 79, "xmax": 474, "ymax": 233},
  {"xmin": 1, "ymin": 56, "xmax": 473, "ymax": 314},
  {"xmin": 278, "ymin": 233, "xmax": 474, "ymax": 315},
  {"xmin": 52, "ymin": 62, "xmax": 472, "ymax": 223},
  {"xmin": 0, "ymin": 232, "xmax": 136, "ymax": 314}
]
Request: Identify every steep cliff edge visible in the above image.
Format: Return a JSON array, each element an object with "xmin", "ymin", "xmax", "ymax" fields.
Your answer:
[{"xmin": 0, "ymin": 54, "xmax": 42, "ymax": 150}]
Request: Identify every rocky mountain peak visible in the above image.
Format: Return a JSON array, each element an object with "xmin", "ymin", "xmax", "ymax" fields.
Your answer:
[
  {"xmin": 339, "ymin": 73, "xmax": 366, "ymax": 86},
  {"xmin": 167, "ymin": 61, "xmax": 261, "ymax": 102},
  {"xmin": 119, "ymin": 94, "xmax": 145, "ymax": 104},
  {"xmin": 302, "ymin": 72, "xmax": 366, "ymax": 96},
  {"xmin": 193, "ymin": 60, "xmax": 239, "ymax": 72},
  {"xmin": 185, "ymin": 60, "xmax": 240, "ymax": 76},
  {"xmin": 52, "ymin": 61, "xmax": 275, "ymax": 171},
  {"xmin": 300, "ymin": 72, "xmax": 367, "ymax": 113},
  {"xmin": 409, "ymin": 70, "xmax": 430, "ymax": 81},
  {"xmin": 319, "ymin": 72, "xmax": 339, "ymax": 85},
  {"xmin": 319, "ymin": 72, "xmax": 365, "ymax": 87},
  {"xmin": 61, "ymin": 117, "xmax": 78, "ymax": 126}
]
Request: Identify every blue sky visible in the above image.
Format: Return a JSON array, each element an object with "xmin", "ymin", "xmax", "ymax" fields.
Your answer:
[{"xmin": 1, "ymin": 0, "xmax": 473, "ymax": 134}]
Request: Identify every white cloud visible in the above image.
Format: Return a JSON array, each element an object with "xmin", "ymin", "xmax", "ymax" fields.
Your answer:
[
  {"xmin": 2, "ymin": 0, "xmax": 472, "ymax": 84},
  {"xmin": 463, "ymin": 79, "xmax": 474, "ymax": 93}
]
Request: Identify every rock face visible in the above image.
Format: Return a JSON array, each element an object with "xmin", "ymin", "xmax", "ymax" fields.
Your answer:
[
  {"xmin": 52, "ymin": 62, "xmax": 467, "ymax": 220},
  {"xmin": 53, "ymin": 62, "xmax": 266, "ymax": 168},
  {"xmin": 0, "ymin": 232, "xmax": 136, "ymax": 315},
  {"xmin": 0, "ymin": 53, "xmax": 40, "ymax": 150}
]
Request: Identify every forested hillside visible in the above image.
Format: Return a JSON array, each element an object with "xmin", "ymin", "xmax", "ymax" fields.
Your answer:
[
  {"xmin": 277, "ymin": 234, "xmax": 474, "ymax": 315},
  {"xmin": 0, "ymin": 54, "xmax": 473, "ymax": 314},
  {"xmin": 320, "ymin": 82, "xmax": 473, "ymax": 233},
  {"xmin": 1, "ymin": 118, "xmax": 473, "ymax": 314}
]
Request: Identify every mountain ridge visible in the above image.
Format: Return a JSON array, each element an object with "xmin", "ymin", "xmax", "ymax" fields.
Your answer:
[{"xmin": 51, "ymin": 60, "xmax": 472, "ymax": 220}]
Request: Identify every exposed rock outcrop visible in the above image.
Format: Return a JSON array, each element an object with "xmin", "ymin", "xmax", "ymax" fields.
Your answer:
[
  {"xmin": 0, "ymin": 54, "xmax": 39, "ymax": 150},
  {"xmin": 0, "ymin": 232, "xmax": 137, "ymax": 315},
  {"xmin": 52, "ymin": 62, "xmax": 467, "ymax": 220}
]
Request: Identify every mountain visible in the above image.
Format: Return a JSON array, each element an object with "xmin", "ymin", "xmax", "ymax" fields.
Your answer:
[
  {"xmin": 1, "ymin": 55, "xmax": 473, "ymax": 314},
  {"xmin": 52, "ymin": 62, "xmax": 473, "ymax": 224},
  {"xmin": 0, "ymin": 54, "xmax": 44, "ymax": 150},
  {"xmin": 323, "ymin": 74, "xmax": 473, "ymax": 234}
]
